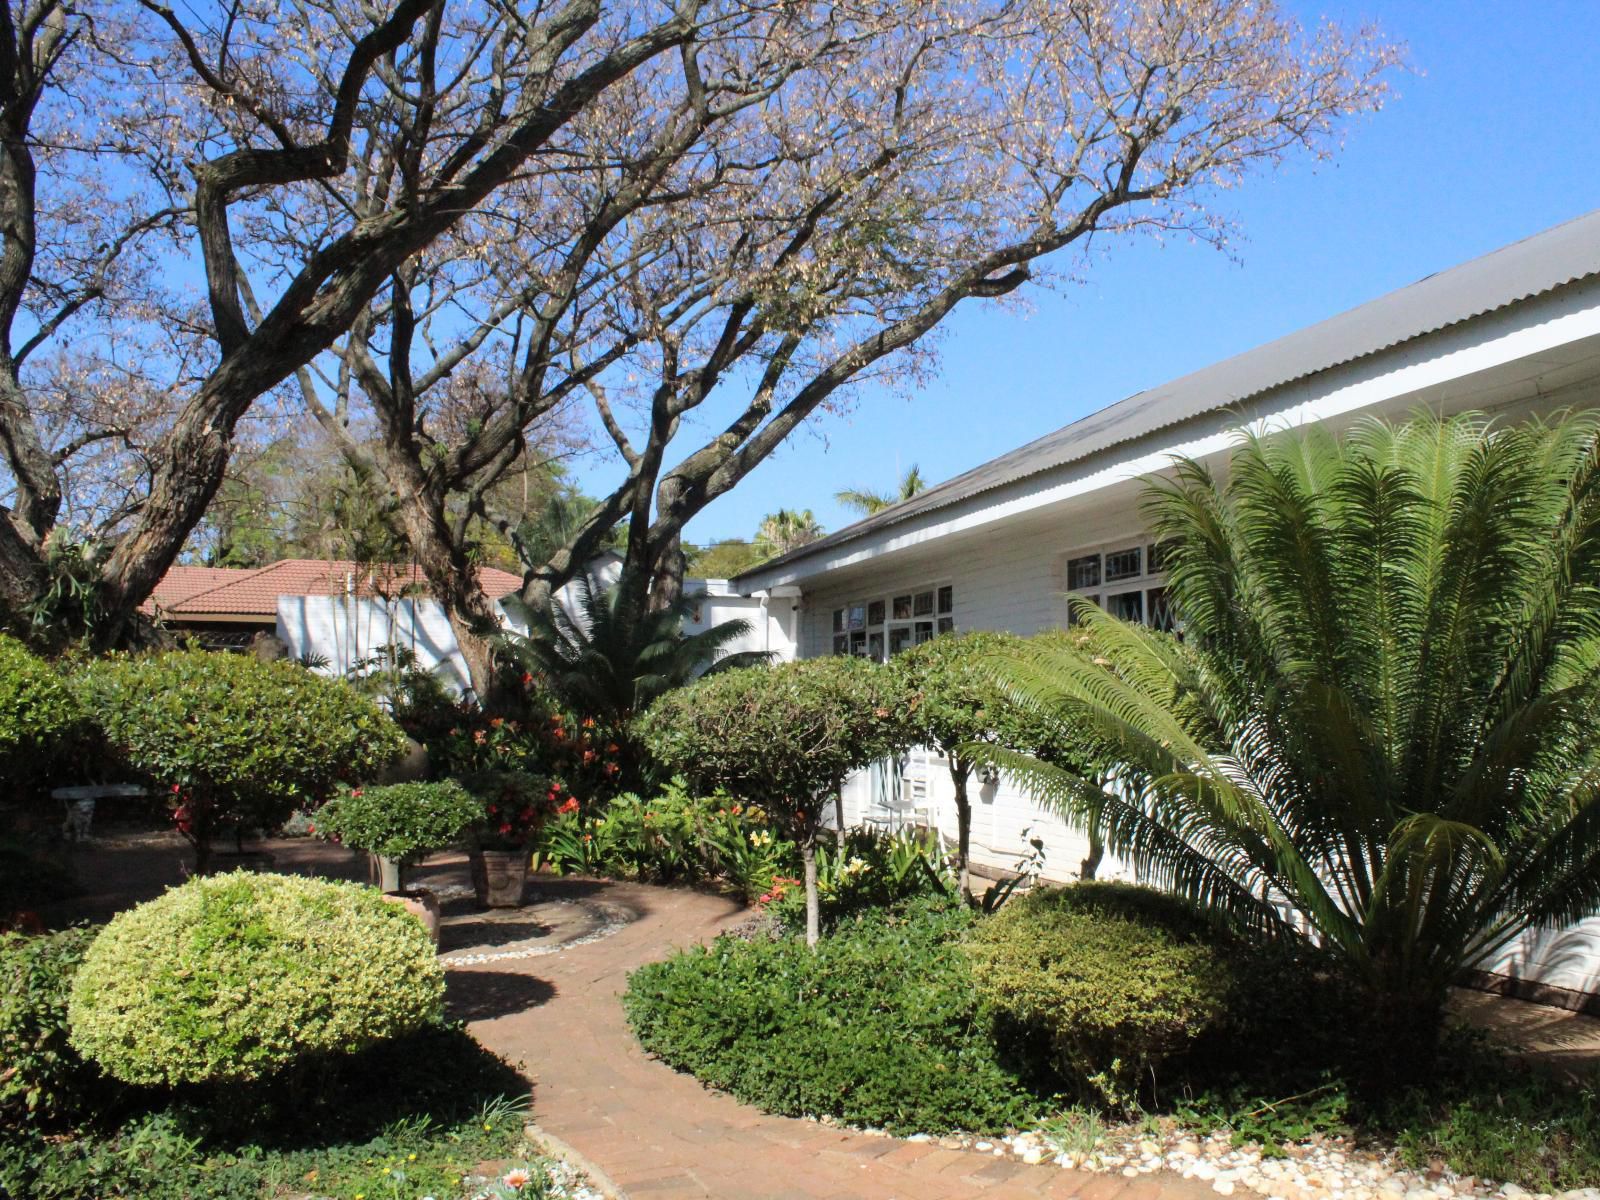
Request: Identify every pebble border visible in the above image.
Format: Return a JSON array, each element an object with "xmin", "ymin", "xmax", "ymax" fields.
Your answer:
[
  {"xmin": 439, "ymin": 898, "xmax": 633, "ymax": 967},
  {"xmin": 824, "ymin": 1121, "xmax": 1599, "ymax": 1200}
]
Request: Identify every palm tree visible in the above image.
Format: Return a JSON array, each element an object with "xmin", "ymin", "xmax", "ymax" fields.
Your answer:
[
  {"xmin": 835, "ymin": 464, "xmax": 927, "ymax": 515},
  {"xmin": 988, "ymin": 413, "xmax": 1600, "ymax": 1081},
  {"xmin": 754, "ymin": 509, "xmax": 825, "ymax": 558},
  {"xmin": 503, "ymin": 573, "xmax": 772, "ymax": 726}
]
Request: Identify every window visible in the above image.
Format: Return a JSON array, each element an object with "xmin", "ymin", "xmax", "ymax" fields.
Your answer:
[
  {"xmin": 832, "ymin": 583, "xmax": 955, "ymax": 660},
  {"xmin": 1064, "ymin": 541, "xmax": 1175, "ymax": 633}
]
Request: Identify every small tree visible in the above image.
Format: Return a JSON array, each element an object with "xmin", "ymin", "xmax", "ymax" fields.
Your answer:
[
  {"xmin": 311, "ymin": 781, "xmax": 483, "ymax": 893},
  {"xmin": 638, "ymin": 658, "xmax": 905, "ymax": 946},
  {"xmin": 76, "ymin": 651, "xmax": 405, "ymax": 872},
  {"xmin": 892, "ymin": 631, "xmax": 1127, "ymax": 895}
]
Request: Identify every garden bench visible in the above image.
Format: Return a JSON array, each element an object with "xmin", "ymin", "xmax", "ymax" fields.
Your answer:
[{"xmin": 51, "ymin": 783, "xmax": 148, "ymax": 842}]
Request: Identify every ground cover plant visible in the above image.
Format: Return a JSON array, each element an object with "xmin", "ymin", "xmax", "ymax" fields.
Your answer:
[
  {"xmin": 986, "ymin": 413, "xmax": 1600, "ymax": 1083},
  {"xmin": 625, "ymin": 894, "xmax": 1041, "ymax": 1135}
]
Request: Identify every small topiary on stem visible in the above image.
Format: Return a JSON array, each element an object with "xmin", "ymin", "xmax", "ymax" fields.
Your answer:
[
  {"xmin": 638, "ymin": 658, "xmax": 905, "ymax": 946},
  {"xmin": 311, "ymin": 781, "xmax": 483, "ymax": 892}
]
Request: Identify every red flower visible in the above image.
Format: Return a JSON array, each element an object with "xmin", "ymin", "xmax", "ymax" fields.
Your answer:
[
  {"xmin": 499, "ymin": 822, "xmax": 512, "ymax": 835},
  {"xmin": 558, "ymin": 797, "xmax": 579, "ymax": 815}
]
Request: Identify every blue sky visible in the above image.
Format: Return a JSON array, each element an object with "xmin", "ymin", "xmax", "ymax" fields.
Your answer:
[{"xmin": 633, "ymin": 1, "xmax": 1600, "ymax": 548}]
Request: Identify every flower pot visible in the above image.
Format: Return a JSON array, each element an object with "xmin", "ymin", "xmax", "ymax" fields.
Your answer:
[
  {"xmin": 471, "ymin": 848, "xmax": 528, "ymax": 908},
  {"xmin": 381, "ymin": 887, "xmax": 442, "ymax": 945}
]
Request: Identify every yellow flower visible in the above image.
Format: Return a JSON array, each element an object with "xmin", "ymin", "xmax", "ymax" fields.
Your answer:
[{"xmin": 408, "ymin": 1153, "xmax": 417, "ymax": 1161}]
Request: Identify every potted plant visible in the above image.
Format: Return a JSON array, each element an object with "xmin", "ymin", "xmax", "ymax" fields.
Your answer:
[
  {"xmin": 311, "ymin": 781, "xmax": 483, "ymax": 942},
  {"xmin": 457, "ymin": 771, "xmax": 560, "ymax": 908}
]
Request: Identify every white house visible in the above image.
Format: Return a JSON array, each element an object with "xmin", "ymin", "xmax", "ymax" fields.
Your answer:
[{"xmin": 732, "ymin": 209, "xmax": 1600, "ymax": 1009}]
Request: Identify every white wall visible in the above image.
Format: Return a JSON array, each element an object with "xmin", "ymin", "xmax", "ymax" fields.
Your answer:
[{"xmin": 277, "ymin": 594, "xmax": 531, "ymax": 697}]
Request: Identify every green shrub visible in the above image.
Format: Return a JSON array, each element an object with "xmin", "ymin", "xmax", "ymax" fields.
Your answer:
[
  {"xmin": 0, "ymin": 929, "xmax": 105, "ymax": 1124},
  {"xmin": 68, "ymin": 872, "xmax": 443, "ymax": 1086},
  {"xmin": 964, "ymin": 882, "xmax": 1235, "ymax": 1109},
  {"xmin": 75, "ymin": 651, "xmax": 406, "ymax": 870},
  {"xmin": 767, "ymin": 825, "xmax": 953, "ymax": 933},
  {"xmin": 625, "ymin": 896, "xmax": 1039, "ymax": 1134},
  {"xmin": 0, "ymin": 634, "xmax": 86, "ymax": 794},
  {"xmin": 312, "ymin": 781, "xmax": 482, "ymax": 874}
]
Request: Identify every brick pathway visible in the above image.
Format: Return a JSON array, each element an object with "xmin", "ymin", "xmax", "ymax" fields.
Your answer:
[{"xmin": 452, "ymin": 878, "xmax": 1210, "ymax": 1200}]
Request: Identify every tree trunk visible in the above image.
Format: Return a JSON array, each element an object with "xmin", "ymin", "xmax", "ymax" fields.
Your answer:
[
  {"xmin": 801, "ymin": 834, "xmax": 820, "ymax": 949},
  {"xmin": 378, "ymin": 855, "xmax": 404, "ymax": 893},
  {"xmin": 951, "ymin": 760, "xmax": 972, "ymax": 897},
  {"xmin": 648, "ymin": 533, "xmax": 686, "ymax": 613},
  {"xmin": 1080, "ymin": 827, "xmax": 1104, "ymax": 881},
  {"xmin": 0, "ymin": 513, "xmax": 45, "ymax": 631}
]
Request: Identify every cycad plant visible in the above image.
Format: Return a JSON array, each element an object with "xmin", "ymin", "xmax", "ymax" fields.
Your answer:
[
  {"xmin": 503, "ymin": 573, "xmax": 771, "ymax": 727},
  {"xmin": 989, "ymin": 413, "xmax": 1600, "ymax": 1080}
]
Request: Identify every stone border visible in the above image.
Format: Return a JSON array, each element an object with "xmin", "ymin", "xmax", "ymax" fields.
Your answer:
[
  {"xmin": 440, "ymin": 898, "xmax": 633, "ymax": 967},
  {"xmin": 523, "ymin": 1123, "xmax": 627, "ymax": 1200}
]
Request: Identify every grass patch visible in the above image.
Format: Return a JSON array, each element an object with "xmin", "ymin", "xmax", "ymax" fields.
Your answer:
[{"xmin": 0, "ymin": 1025, "xmax": 547, "ymax": 1200}]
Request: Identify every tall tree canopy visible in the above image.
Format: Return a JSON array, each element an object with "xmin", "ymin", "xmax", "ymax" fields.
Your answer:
[{"xmin": 0, "ymin": 0, "xmax": 1395, "ymax": 674}]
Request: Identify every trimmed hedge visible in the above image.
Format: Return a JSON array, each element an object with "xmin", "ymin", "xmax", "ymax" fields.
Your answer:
[
  {"xmin": 964, "ymin": 882, "xmax": 1236, "ymax": 1108},
  {"xmin": 625, "ymin": 897, "xmax": 1039, "ymax": 1134},
  {"xmin": 68, "ymin": 872, "xmax": 444, "ymax": 1086},
  {"xmin": 0, "ymin": 928, "xmax": 104, "ymax": 1124},
  {"xmin": 74, "ymin": 650, "xmax": 405, "ymax": 844},
  {"xmin": 0, "ymin": 635, "xmax": 85, "ymax": 793}
]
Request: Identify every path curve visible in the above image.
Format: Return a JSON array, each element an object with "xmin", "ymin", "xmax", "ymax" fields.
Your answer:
[{"xmin": 451, "ymin": 877, "xmax": 1211, "ymax": 1200}]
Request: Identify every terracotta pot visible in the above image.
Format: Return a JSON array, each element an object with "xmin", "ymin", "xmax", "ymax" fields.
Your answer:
[
  {"xmin": 382, "ymin": 888, "xmax": 442, "ymax": 945},
  {"xmin": 472, "ymin": 848, "xmax": 528, "ymax": 908}
]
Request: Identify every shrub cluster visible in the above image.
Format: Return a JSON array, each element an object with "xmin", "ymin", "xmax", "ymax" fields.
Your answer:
[
  {"xmin": 312, "ymin": 780, "xmax": 483, "ymax": 866},
  {"xmin": 75, "ymin": 651, "xmax": 405, "ymax": 865},
  {"xmin": 625, "ymin": 896, "xmax": 1039, "ymax": 1134},
  {"xmin": 0, "ymin": 635, "xmax": 86, "ymax": 795},
  {"xmin": 964, "ymin": 882, "xmax": 1236, "ymax": 1109},
  {"xmin": 68, "ymin": 872, "xmax": 444, "ymax": 1086},
  {"xmin": 0, "ymin": 929, "xmax": 105, "ymax": 1124}
]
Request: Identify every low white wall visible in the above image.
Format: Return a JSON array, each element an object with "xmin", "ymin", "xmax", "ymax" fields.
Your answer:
[{"xmin": 276, "ymin": 594, "xmax": 530, "ymax": 697}]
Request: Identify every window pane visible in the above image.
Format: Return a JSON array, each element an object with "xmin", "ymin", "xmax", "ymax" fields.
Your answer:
[
  {"xmin": 937, "ymin": 616, "xmax": 954, "ymax": 635},
  {"xmin": 848, "ymin": 603, "xmax": 866, "ymax": 631},
  {"xmin": 1109, "ymin": 591, "xmax": 1143, "ymax": 623},
  {"xmin": 889, "ymin": 626, "xmax": 913, "ymax": 656},
  {"xmin": 1067, "ymin": 554, "xmax": 1101, "ymax": 590},
  {"xmin": 833, "ymin": 634, "xmax": 848, "ymax": 655},
  {"xmin": 849, "ymin": 630, "xmax": 867, "ymax": 656},
  {"xmin": 832, "ymin": 608, "xmax": 845, "ymax": 633},
  {"xmin": 914, "ymin": 590, "xmax": 935, "ymax": 616},
  {"xmin": 915, "ymin": 620, "xmax": 935, "ymax": 645},
  {"xmin": 1147, "ymin": 541, "xmax": 1175, "ymax": 575},
  {"xmin": 1147, "ymin": 587, "xmax": 1175, "ymax": 632},
  {"xmin": 868, "ymin": 631, "xmax": 885, "ymax": 660},
  {"xmin": 937, "ymin": 585, "xmax": 954, "ymax": 614},
  {"xmin": 892, "ymin": 594, "xmax": 913, "ymax": 619},
  {"xmin": 1105, "ymin": 547, "xmax": 1142, "ymax": 581},
  {"xmin": 867, "ymin": 600, "xmax": 885, "ymax": 627}
]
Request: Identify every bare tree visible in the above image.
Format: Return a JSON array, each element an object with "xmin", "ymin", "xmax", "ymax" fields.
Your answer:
[
  {"xmin": 280, "ymin": 0, "xmax": 1396, "ymax": 697},
  {"xmin": 0, "ymin": 0, "xmax": 707, "ymax": 644}
]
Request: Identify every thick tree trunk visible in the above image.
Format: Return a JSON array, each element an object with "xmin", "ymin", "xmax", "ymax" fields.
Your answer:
[
  {"xmin": 801, "ymin": 833, "xmax": 820, "ymax": 949},
  {"xmin": 951, "ymin": 760, "xmax": 973, "ymax": 897},
  {"xmin": 0, "ymin": 512, "xmax": 45, "ymax": 630}
]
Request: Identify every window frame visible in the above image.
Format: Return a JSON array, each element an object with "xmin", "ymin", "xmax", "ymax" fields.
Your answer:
[
  {"xmin": 1063, "ymin": 538, "xmax": 1176, "ymax": 632},
  {"xmin": 830, "ymin": 582, "xmax": 956, "ymax": 660}
]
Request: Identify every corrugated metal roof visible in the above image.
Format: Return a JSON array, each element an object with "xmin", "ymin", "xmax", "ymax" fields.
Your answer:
[{"xmin": 738, "ymin": 208, "xmax": 1600, "ymax": 583}]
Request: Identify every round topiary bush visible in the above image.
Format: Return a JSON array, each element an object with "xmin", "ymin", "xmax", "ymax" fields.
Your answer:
[
  {"xmin": 0, "ymin": 634, "xmax": 86, "ymax": 795},
  {"xmin": 75, "ymin": 651, "xmax": 406, "ymax": 870},
  {"xmin": 964, "ymin": 881, "xmax": 1236, "ymax": 1109},
  {"xmin": 68, "ymin": 872, "xmax": 444, "ymax": 1086}
]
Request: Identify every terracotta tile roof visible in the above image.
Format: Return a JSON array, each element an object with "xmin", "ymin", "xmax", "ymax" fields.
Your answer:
[{"xmin": 141, "ymin": 559, "xmax": 524, "ymax": 618}]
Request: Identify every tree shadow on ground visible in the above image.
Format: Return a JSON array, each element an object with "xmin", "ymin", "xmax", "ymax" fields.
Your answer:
[{"xmin": 447, "ymin": 969, "xmax": 557, "ymax": 1022}]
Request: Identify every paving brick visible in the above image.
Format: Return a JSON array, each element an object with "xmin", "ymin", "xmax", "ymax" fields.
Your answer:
[{"xmin": 456, "ymin": 877, "xmax": 1213, "ymax": 1200}]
